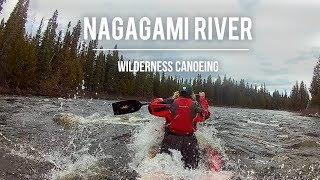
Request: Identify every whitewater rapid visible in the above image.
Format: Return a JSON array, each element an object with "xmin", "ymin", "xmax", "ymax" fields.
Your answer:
[{"xmin": 0, "ymin": 96, "xmax": 319, "ymax": 179}]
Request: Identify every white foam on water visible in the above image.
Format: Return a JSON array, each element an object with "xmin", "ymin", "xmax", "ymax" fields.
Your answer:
[
  {"xmin": 128, "ymin": 119, "xmax": 232, "ymax": 180},
  {"xmin": 49, "ymin": 112, "xmax": 159, "ymax": 178},
  {"xmin": 53, "ymin": 113, "xmax": 149, "ymax": 126},
  {"xmin": 128, "ymin": 118, "xmax": 164, "ymax": 167},
  {"xmin": 270, "ymin": 120, "xmax": 279, "ymax": 123},
  {"xmin": 0, "ymin": 132, "xmax": 12, "ymax": 143},
  {"xmin": 1, "ymin": 131, "xmax": 111, "ymax": 180},
  {"xmin": 1, "ymin": 132, "xmax": 49, "ymax": 163},
  {"xmin": 45, "ymin": 129, "xmax": 112, "ymax": 180},
  {"xmin": 9, "ymin": 144, "xmax": 47, "ymax": 162},
  {"xmin": 195, "ymin": 124, "xmax": 224, "ymax": 153},
  {"xmin": 48, "ymin": 112, "xmax": 153, "ymax": 179},
  {"xmin": 246, "ymin": 119, "xmax": 279, "ymax": 127},
  {"xmin": 47, "ymin": 152, "xmax": 108, "ymax": 180}
]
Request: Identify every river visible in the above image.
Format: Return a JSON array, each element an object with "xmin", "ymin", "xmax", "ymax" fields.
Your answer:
[{"xmin": 0, "ymin": 96, "xmax": 319, "ymax": 180}]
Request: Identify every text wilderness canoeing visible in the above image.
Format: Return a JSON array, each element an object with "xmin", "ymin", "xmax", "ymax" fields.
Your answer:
[{"xmin": 84, "ymin": 17, "xmax": 253, "ymax": 41}]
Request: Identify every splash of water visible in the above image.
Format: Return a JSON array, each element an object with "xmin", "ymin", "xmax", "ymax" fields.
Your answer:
[
  {"xmin": 47, "ymin": 152, "xmax": 110, "ymax": 180},
  {"xmin": 45, "ymin": 124, "xmax": 113, "ymax": 180},
  {"xmin": 128, "ymin": 119, "xmax": 233, "ymax": 180}
]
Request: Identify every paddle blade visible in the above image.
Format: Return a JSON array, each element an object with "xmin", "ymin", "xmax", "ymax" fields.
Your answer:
[{"xmin": 112, "ymin": 100, "xmax": 143, "ymax": 115}]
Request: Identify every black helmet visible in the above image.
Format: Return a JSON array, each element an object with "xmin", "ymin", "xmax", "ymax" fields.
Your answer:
[{"xmin": 179, "ymin": 83, "xmax": 193, "ymax": 97}]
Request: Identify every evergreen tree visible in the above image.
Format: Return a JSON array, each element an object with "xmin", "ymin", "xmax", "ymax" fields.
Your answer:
[
  {"xmin": 93, "ymin": 48, "xmax": 106, "ymax": 92},
  {"xmin": 152, "ymin": 72, "xmax": 161, "ymax": 97},
  {"xmin": 0, "ymin": 0, "xmax": 30, "ymax": 88},
  {"xmin": 159, "ymin": 72, "xmax": 166, "ymax": 97},
  {"xmin": 0, "ymin": 0, "xmax": 6, "ymax": 13},
  {"xmin": 58, "ymin": 21, "xmax": 84, "ymax": 95},
  {"xmin": 70, "ymin": 20, "xmax": 81, "ymax": 59},
  {"xmin": 119, "ymin": 57, "xmax": 135, "ymax": 96},
  {"xmin": 299, "ymin": 81, "xmax": 309, "ymax": 109},
  {"xmin": 37, "ymin": 10, "xmax": 59, "ymax": 90},
  {"xmin": 204, "ymin": 75, "xmax": 214, "ymax": 104},
  {"xmin": 310, "ymin": 57, "xmax": 320, "ymax": 105},
  {"xmin": 104, "ymin": 45, "xmax": 119, "ymax": 94},
  {"xmin": 134, "ymin": 71, "xmax": 146, "ymax": 97},
  {"xmin": 290, "ymin": 81, "xmax": 300, "ymax": 110},
  {"xmin": 144, "ymin": 73, "xmax": 154, "ymax": 98},
  {"xmin": 83, "ymin": 40, "xmax": 97, "ymax": 91},
  {"xmin": 34, "ymin": 18, "xmax": 43, "ymax": 47},
  {"xmin": 0, "ymin": 18, "xmax": 5, "ymax": 58},
  {"xmin": 214, "ymin": 75, "xmax": 222, "ymax": 105},
  {"xmin": 20, "ymin": 34, "xmax": 37, "ymax": 89},
  {"xmin": 0, "ymin": 18, "xmax": 4, "ymax": 31}
]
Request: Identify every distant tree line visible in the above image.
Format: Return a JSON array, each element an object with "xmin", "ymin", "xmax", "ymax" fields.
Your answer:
[{"xmin": 0, "ymin": 0, "xmax": 311, "ymax": 111}]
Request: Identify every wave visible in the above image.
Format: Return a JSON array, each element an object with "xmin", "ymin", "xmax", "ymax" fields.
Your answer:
[
  {"xmin": 246, "ymin": 119, "xmax": 279, "ymax": 127},
  {"xmin": 287, "ymin": 140, "xmax": 320, "ymax": 149},
  {"xmin": 52, "ymin": 112, "xmax": 149, "ymax": 127}
]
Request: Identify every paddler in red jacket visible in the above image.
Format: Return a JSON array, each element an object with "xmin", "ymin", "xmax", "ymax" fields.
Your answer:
[{"xmin": 148, "ymin": 84, "xmax": 210, "ymax": 169}]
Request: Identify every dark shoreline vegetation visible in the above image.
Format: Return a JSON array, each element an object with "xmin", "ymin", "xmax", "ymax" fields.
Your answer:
[{"xmin": 0, "ymin": 0, "xmax": 319, "ymax": 116}]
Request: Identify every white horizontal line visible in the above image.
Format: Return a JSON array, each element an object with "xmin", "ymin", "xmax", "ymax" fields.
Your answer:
[{"xmin": 93, "ymin": 48, "xmax": 249, "ymax": 51}]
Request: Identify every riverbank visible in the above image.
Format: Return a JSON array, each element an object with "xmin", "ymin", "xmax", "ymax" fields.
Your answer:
[
  {"xmin": 302, "ymin": 105, "xmax": 320, "ymax": 118},
  {"xmin": 0, "ymin": 86, "xmax": 151, "ymax": 102}
]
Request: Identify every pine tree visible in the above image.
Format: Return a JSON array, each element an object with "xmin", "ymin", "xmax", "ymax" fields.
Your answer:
[
  {"xmin": 21, "ymin": 34, "xmax": 37, "ymax": 89},
  {"xmin": 159, "ymin": 72, "xmax": 166, "ymax": 97},
  {"xmin": 152, "ymin": 72, "xmax": 161, "ymax": 97},
  {"xmin": 310, "ymin": 57, "xmax": 320, "ymax": 105},
  {"xmin": 93, "ymin": 48, "xmax": 106, "ymax": 92},
  {"xmin": 70, "ymin": 20, "xmax": 81, "ymax": 59},
  {"xmin": 144, "ymin": 73, "xmax": 154, "ymax": 98},
  {"xmin": 0, "ymin": 18, "xmax": 4, "ymax": 55},
  {"xmin": 0, "ymin": 0, "xmax": 6, "ymax": 13},
  {"xmin": 290, "ymin": 81, "xmax": 300, "ymax": 110},
  {"xmin": 0, "ymin": 0, "xmax": 30, "ymax": 88},
  {"xmin": 83, "ymin": 40, "xmax": 97, "ymax": 91},
  {"xmin": 57, "ymin": 21, "xmax": 84, "ymax": 95},
  {"xmin": 134, "ymin": 71, "xmax": 146, "ymax": 97},
  {"xmin": 51, "ymin": 30, "xmax": 62, "ymax": 74},
  {"xmin": 214, "ymin": 75, "xmax": 222, "ymax": 105},
  {"xmin": 34, "ymin": 18, "xmax": 43, "ymax": 47},
  {"xmin": 204, "ymin": 75, "xmax": 214, "ymax": 104},
  {"xmin": 37, "ymin": 10, "xmax": 59, "ymax": 90},
  {"xmin": 0, "ymin": 18, "xmax": 4, "ymax": 31},
  {"xmin": 299, "ymin": 81, "xmax": 309, "ymax": 109},
  {"xmin": 104, "ymin": 45, "xmax": 119, "ymax": 94}
]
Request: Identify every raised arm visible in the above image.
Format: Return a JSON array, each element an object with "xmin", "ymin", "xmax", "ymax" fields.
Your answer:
[
  {"xmin": 193, "ymin": 92, "xmax": 211, "ymax": 123},
  {"xmin": 148, "ymin": 98, "xmax": 173, "ymax": 121}
]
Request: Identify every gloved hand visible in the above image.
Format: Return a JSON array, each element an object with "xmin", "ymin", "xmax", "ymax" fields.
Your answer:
[
  {"xmin": 199, "ymin": 92, "xmax": 209, "ymax": 109},
  {"xmin": 172, "ymin": 91, "xmax": 179, "ymax": 99},
  {"xmin": 199, "ymin": 92, "xmax": 206, "ymax": 97}
]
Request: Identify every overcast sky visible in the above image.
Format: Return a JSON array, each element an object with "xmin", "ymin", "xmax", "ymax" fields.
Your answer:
[{"xmin": 2, "ymin": 0, "xmax": 320, "ymax": 93}]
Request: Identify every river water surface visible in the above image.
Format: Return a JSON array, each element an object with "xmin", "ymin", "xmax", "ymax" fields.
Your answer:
[{"xmin": 0, "ymin": 96, "xmax": 319, "ymax": 180}]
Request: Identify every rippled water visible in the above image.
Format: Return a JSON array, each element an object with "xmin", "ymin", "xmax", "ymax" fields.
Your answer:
[{"xmin": 0, "ymin": 96, "xmax": 319, "ymax": 180}]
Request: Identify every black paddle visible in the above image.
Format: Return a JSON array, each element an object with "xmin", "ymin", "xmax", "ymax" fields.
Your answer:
[{"xmin": 112, "ymin": 100, "xmax": 150, "ymax": 115}]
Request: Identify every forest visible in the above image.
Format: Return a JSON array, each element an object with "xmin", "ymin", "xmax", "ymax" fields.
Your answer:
[{"xmin": 1, "ymin": 0, "xmax": 320, "ymax": 112}]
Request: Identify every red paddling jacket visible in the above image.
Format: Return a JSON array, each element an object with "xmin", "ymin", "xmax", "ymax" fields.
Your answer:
[{"xmin": 148, "ymin": 96, "xmax": 210, "ymax": 135}]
